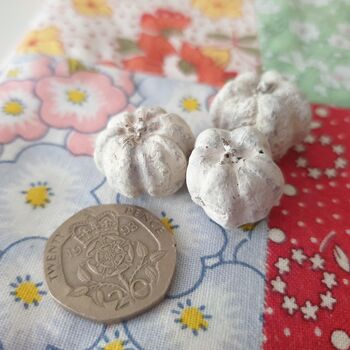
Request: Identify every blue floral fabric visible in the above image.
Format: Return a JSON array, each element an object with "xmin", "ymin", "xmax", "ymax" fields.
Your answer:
[{"xmin": 0, "ymin": 56, "xmax": 268, "ymax": 350}]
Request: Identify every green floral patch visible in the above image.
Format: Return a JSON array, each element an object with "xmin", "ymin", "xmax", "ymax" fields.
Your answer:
[{"xmin": 255, "ymin": 0, "xmax": 350, "ymax": 107}]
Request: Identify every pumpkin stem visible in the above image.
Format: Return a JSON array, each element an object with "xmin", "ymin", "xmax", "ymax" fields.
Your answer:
[{"xmin": 220, "ymin": 138, "xmax": 240, "ymax": 164}]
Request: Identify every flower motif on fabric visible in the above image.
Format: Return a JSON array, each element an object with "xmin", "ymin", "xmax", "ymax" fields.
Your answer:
[
  {"xmin": 122, "ymin": 9, "xmax": 233, "ymax": 86},
  {"xmin": 58, "ymin": 62, "xmax": 135, "ymax": 156},
  {"xmin": 21, "ymin": 181, "xmax": 54, "ymax": 209},
  {"xmin": 2, "ymin": 99, "xmax": 24, "ymax": 117},
  {"xmin": 191, "ymin": 0, "xmax": 242, "ymax": 19},
  {"xmin": 295, "ymin": 131, "xmax": 348, "ymax": 179},
  {"xmin": 124, "ymin": 262, "xmax": 265, "ymax": 349},
  {"xmin": 122, "ymin": 8, "xmax": 191, "ymax": 74},
  {"xmin": 269, "ymin": 105, "xmax": 349, "ymax": 240},
  {"xmin": 73, "ymin": 0, "xmax": 113, "ymax": 16},
  {"xmin": 0, "ymin": 80, "xmax": 47, "ymax": 143},
  {"xmin": 271, "ymin": 248, "xmax": 338, "ymax": 321},
  {"xmin": 0, "ymin": 57, "xmax": 52, "ymax": 82},
  {"xmin": 17, "ymin": 27, "xmax": 64, "ymax": 56},
  {"xmin": 180, "ymin": 97, "xmax": 201, "ymax": 113},
  {"xmin": 10, "ymin": 275, "xmax": 47, "ymax": 309},
  {"xmin": 35, "ymin": 72, "xmax": 127, "ymax": 133},
  {"xmin": 0, "ymin": 144, "xmax": 104, "ymax": 237},
  {"xmin": 134, "ymin": 75, "xmax": 215, "ymax": 136},
  {"xmin": 172, "ymin": 299, "xmax": 212, "ymax": 335},
  {"xmin": 140, "ymin": 8, "xmax": 191, "ymax": 36},
  {"xmin": 162, "ymin": 42, "xmax": 230, "ymax": 86},
  {"xmin": 240, "ymin": 222, "xmax": 258, "ymax": 232},
  {"xmin": 160, "ymin": 211, "xmax": 179, "ymax": 234},
  {"xmin": 66, "ymin": 131, "xmax": 97, "ymax": 156},
  {"xmin": 97, "ymin": 329, "xmax": 134, "ymax": 350},
  {"xmin": 0, "ymin": 238, "xmax": 105, "ymax": 348},
  {"xmin": 289, "ymin": 21, "xmax": 320, "ymax": 43},
  {"xmin": 265, "ymin": 105, "xmax": 350, "ymax": 350},
  {"xmin": 94, "ymin": 63, "xmax": 135, "ymax": 97},
  {"xmin": 200, "ymin": 47, "xmax": 231, "ymax": 69},
  {"xmin": 66, "ymin": 88, "xmax": 88, "ymax": 105},
  {"xmin": 54, "ymin": 58, "xmax": 92, "ymax": 76}
]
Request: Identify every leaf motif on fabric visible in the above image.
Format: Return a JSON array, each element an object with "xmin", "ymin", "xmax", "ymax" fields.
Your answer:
[
  {"xmin": 333, "ymin": 245, "xmax": 350, "ymax": 273},
  {"xmin": 117, "ymin": 38, "xmax": 140, "ymax": 54}
]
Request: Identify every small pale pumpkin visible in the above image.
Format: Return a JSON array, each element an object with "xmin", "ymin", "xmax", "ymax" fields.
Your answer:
[
  {"xmin": 210, "ymin": 71, "xmax": 311, "ymax": 160},
  {"xmin": 94, "ymin": 107, "xmax": 195, "ymax": 198},
  {"xmin": 186, "ymin": 126, "xmax": 284, "ymax": 229}
]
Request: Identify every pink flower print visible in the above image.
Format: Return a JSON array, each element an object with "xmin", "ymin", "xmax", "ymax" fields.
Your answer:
[
  {"xmin": 35, "ymin": 71, "xmax": 128, "ymax": 133},
  {"xmin": 95, "ymin": 63, "xmax": 135, "ymax": 96},
  {"xmin": 54, "ymin": 59, "xmax": 135, "ymax": 97},
  {"xmin": 0, "ymin": 80, "xmax": 47, "ymax": 144},
  {"xmin": 66, "ymin": 104, "xmax": 135, "ymax": 156},
  {"xmin": 0, "ymin": 57, "xmax": 52, "ymax": 82},
  {"xmin": 53, "ymin": 59, "xmax": 91, "ymax": 77},
  {"xmin": 66, "ymin": 130, "xmax": 96, "ymax": 156}
]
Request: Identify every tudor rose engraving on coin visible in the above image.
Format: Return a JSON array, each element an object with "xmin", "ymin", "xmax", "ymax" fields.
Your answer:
[{"xmin": 44, "ymin": 204, "xmax": 176, "ymax": 323}]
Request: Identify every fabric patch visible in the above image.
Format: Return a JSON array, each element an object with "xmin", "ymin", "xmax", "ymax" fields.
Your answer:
[
  {"xmin": 0, "ymin": 56, "xmax": 268, "ymax": 349},
  {"xmin": 255, "ymin": 0, "xmax": 350, "ymax": 107},
  {"xmin": 16, "ymin": 0, "xmax": 260, "ymax": 84},
  {"xmin": 264, "ymin": 105, "xmax": 350, "ymax": 349}
]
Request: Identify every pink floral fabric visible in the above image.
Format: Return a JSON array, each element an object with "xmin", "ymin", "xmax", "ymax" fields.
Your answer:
[
  {"xmin": 0, "ymin": 57, "xmax": 52, "ymax": 82},
  {"xmin": 0, "ymin": 80, "xmax": 47, "ymax": 143},
  {"xmin": 36, "ymin": 71, "xmax": 127, "ymax": 133}
]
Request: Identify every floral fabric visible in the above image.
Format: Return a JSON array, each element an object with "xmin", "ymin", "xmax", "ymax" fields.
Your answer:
[
  {"xmin": 264, "ymin": 106, "xmax": 350, "ymax": 350},
  {"xmin": 1, "ymin": 0, "xmax": 349, "ymax": 349},
  {"xmin": 15, "ymin": 0, "xmax": 260, "ymax": 87},
  {"xmin": 255, "ymin": 0, "xmax": 350, "ymax": 107},
  {"xmin": 0, "ymin": 57, "xmax": 267, "ymax": 350}
]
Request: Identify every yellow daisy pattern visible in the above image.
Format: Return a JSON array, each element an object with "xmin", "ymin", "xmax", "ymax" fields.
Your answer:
[
  {"xmin": 6, "ymin": 68, "xmax": 21, "ymax": 78},
  {"xmin": 172, "ymin": 299, "xmax": 212, "ymax": 335},
  {"xmin": 103, "ymin": 339, "xmax": 125, "ymax": 350},
  {"xmin": 98, "ymin": 330, "xmax": 131, "ymax": 350},
  {"xmin": 180, "ymin": 97, "xmax": 201, "ymax": 113},
  {"xmin": 191, "ymin": 0, "xmax": 242, "ymax": 19},
  {"xmin": 160, "ymin": 211, "xmax": 179, "ymax": 234},
  {"xmin": 17, "ymin": 26, "xmax": 64, "ymax": 56},
  {"xmin": 10, "ymin": 275, "xmax": 47, "ymax": 309},
  {"xmin": 73, "ymin": 0, "xmax": 113, "ymax": 16},
  {"xmin": 66, "ymin": 88, "xmax": 88, "ymax": 105},
  {"xmin": 2, "ymin": 99, "xmax": 25, "ymax": 117},
  {"xmin": 21, "ymin": 181, "xmax": 54, "ymax": 209},
  {"xmin": 240, "ymin": 222, "xmax": 258, "ymax": 232},
  {"xmin": 200, "ymin": 47, "xmax": 231, "ymax": 68}
]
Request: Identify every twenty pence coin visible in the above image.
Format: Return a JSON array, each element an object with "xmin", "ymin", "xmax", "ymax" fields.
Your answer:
[{"xmin": 44, "ymin": 204, "xmax": 176, "ymax": 323}]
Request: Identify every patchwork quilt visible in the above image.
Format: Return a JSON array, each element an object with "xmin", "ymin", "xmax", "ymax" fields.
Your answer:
[{"xmin": 0, "ymin": 0, "xmax": 349, "ymax": 349}]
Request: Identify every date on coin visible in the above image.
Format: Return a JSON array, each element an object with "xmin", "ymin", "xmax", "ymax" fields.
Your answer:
[{"xmin": 44, "ymin": 204, "xmax": 176, "ymax": 323}]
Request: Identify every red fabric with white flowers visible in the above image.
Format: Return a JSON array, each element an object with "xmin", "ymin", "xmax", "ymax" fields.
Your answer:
[{"xmin": 264, "ymin": 105, "xmax": 350, "ymax": 350}]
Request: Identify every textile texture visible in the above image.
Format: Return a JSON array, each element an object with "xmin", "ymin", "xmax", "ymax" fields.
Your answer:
[
  {"xmin": 264, "ymin": 106, "xmax": 350, "ymax": 349},
  {"xmin": 0, "ymin": 0, "xmax": 349, "ymax": 349},
  {"xmin": 255, "ymin": 0, "xmax": 350, "ymax": 107}
]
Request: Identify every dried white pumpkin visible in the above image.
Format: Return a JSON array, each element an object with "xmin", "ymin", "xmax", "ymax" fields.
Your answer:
[
  {"xmin": 94, "ymin": 107, "xmax": 195, "ymax": 198},
  {"xmin": 210, "ymin": 71, "xmax": 311, "ymax": 160},
  {"xmin": 186, "ymin": 126, "xmax": 284, "ymax": 230}
]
